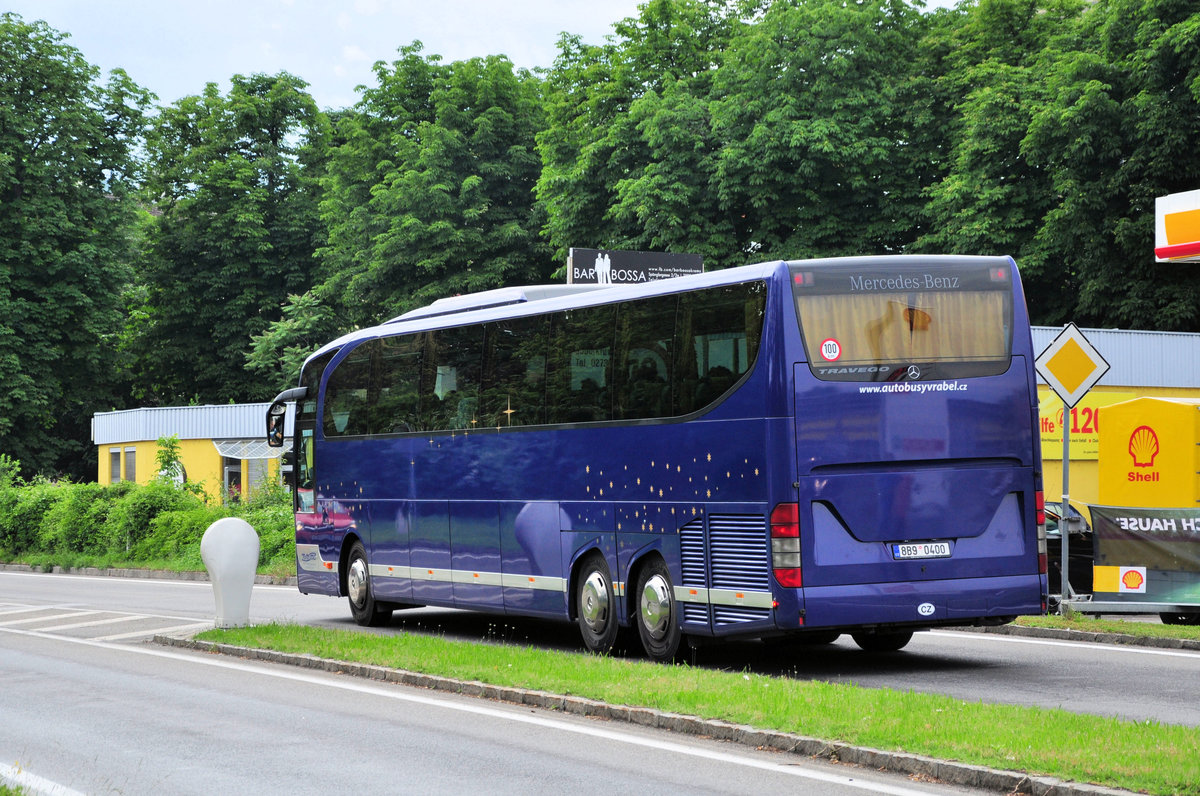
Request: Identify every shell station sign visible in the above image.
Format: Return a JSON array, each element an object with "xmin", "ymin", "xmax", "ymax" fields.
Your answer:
[{"xmin": 1155, "ymin": 188, "xmax": 1200, "ymax": 261}]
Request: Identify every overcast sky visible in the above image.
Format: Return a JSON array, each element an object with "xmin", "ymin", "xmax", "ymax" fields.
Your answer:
[
  {"xmin": 7, "ymin": 0, "xmax": 646, "ymax": 110},
  {"xmin": 9, "ymin": 1, "xmax": 960, "ymax": 112}
]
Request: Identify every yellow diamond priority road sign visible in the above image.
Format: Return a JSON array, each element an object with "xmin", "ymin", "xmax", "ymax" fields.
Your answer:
[{"xmin": 1035, "ymin": 323, "xmax": 1110, "ymax": 408}]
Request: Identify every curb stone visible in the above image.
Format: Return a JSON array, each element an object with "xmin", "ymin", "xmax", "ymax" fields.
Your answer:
[{"xmin": 154, "ymin": 635, "xmax": 1139, "ymax": 796}]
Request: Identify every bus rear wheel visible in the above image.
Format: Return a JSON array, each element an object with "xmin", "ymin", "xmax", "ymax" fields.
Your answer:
[
  {"xmin": 851, "ymin": 630, "xmax": 913, "ymax": 652},
  {"xmin": 576, "ymin": 553, "xmax": 618, "ymax": 654},
  {"xmin": 635, "ymin": 558, "xmax": 681, "ymax": 662},
  {"xmin": 346, "ymin": 541, "xmax": 392, "ymax": 627}
]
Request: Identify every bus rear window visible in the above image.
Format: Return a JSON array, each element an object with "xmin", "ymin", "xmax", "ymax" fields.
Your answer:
[{"xmin": 791, "ymin": 263, "xmax": 1013, "ymax": 381}]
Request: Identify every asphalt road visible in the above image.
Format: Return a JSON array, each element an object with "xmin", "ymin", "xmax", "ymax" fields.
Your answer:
[
  {"xmin": 5, "ymin": 570, "xmax": 1200, "ymax": 728},
  {"xmin": 2, "ymin": 572, "xmax": 996, "ymax": 796}
]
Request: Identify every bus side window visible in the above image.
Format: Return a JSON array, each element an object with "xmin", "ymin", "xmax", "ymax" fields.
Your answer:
[
  {"xmin": 546, "ymin": 305, "xmax": 614, "ymax": 424},
  {"xmin": 323, "ymin": 343, "xmax": 374, "ymax": 437},
  {"xmin": 293, "ymin": 347, "xmax": 332, "ymax": 513},
  {"xmin": 675, "ymin": 283, "xmax": 766, "ymax": 415},
  {"xmin": 428, "ymin": 325, "xmax": 482, "ymax": 431},
  {"xmin": 374, "ymin": 334, "xmax": 423, "ymax": 433},
  {"xmin": 614, "ymin": 295, "xmax": 677, "ymax": 421},
  {"xmin": 481, "ymin": 316, "xmax": 549, "ymax": 428}
]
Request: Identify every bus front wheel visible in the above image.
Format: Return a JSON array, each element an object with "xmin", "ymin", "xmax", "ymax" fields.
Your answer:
[
  {"xmin": 851, "ymin": 630, "xmax": 913, "ymax": 652},
  {"xmin": 635, "ymin": 558, "xmax": 681, "ymax": 662},
  {"xmin": 576, "ymin": 553, "xmax": 618, "ymax": 654},
  {"xmin": 346, "ymin": 541, "xmax": 392, "ymax": 627}
]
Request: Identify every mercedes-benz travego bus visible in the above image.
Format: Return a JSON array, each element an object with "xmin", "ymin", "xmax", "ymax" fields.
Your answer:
[{"xmin": 266, "ymin": 256, "xmax": 1048, "ymax": 661}]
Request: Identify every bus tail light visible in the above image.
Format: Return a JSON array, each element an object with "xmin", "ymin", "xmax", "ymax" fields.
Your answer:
[
  {"xmin": 1035, "ymin": 490, "xmax": 1048, "ymax": 575},
  {"xmin": 770, "ymin": 503, "xmax": 803, "ymax": 588}
]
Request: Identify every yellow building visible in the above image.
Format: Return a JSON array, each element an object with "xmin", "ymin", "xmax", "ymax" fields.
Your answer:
[
  {"xmin": 1034, "ymin": 326, "xmax": 1200, "ymax": 514},
  {"xmin": 91, "ymin": 404, "xmax": 287, "ymax": 502}
]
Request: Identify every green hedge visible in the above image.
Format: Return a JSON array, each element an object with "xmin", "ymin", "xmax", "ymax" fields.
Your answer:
[{"xmin": 0, "ymin": 454, "xmax": 294, "ymax": 575}]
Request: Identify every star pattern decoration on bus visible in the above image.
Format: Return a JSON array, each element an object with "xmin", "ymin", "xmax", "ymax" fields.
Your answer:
[{"xmin": 581, "ymin": 450, "xmax": 764, "ymax": 532}]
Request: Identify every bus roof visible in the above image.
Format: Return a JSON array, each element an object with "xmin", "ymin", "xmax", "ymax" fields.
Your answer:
[
  {"xmin": 303, "ymin": 255, "xmax": 1017, "ymax": 368},
  {"xmin": 387, "ymin": 283, "xmax": 610, "ymax": 323}
]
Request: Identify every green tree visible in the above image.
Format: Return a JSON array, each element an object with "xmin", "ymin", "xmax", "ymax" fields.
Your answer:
[
  {"xmin": 1024, "ymin": 0, "xmax": 1200, "ymax": 330},
  {"xmin": 245, "ymin": 290, "xmax": 339, "ymax": 390},
  {"xmin": 0, "ymin": 14, "xmax": 152, "ymax": 478},
  {"xmin": 311, "ymin": 45, "xmax": 551, "ymax": 327},
  {"xmin": 131, "ymin": 72, "xmax": 330, "ymax": 404},
  {"xmin": 917, "ymin": 0, "xmax": 1088, "ymax": 324},
  {"xmin": 537, "ymin": 0, "xmax": 741, "ymax": 264},
  {"xmin": 710, "ymin": 0, "xmax": 930, "ymax": 260}
]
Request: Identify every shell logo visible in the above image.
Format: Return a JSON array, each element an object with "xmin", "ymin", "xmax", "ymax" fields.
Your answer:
[
  {"xmin": 1121, "ymin": 569, "xmax": 1145, "ymax": 591},
  {"xmin": 1128, "ymin": 425, "xmax": 1159, "ymax": 468}
]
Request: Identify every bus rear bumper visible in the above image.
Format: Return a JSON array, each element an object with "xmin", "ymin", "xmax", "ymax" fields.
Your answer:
[{"xmin": 796, "ymin": 574, "xmax": 1045, "ymax": 629}]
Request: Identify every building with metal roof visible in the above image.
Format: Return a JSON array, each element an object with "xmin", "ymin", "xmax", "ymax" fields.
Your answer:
[
  {"xmin": 92, "ymin": 403, "xmax": 291, "ymax": 501},
  {"xmin": 1031, "ymin": 326, "xmax": 1200, "ymax": 389}
]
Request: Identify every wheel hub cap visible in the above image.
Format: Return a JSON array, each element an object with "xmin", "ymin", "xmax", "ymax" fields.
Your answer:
[
  {"xmin": 580, "ymin": 571, "xmax": 610, "ymax": 631},
  {"xmin": 640, "ymin": 574, "xmax": 672, "ymax": 640},
  {"xmin": 348, "ymin": 558, "xmax": 368, "ymax": 607}
]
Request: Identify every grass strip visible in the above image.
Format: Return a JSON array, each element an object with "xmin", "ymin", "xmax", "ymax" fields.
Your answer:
[
  {"xmin": 1016, "ymin": 613, "xmax": 1200, "ymax": 641},
  {"xmin": 199, "ymin": 623, "xmax": 1199, "ymax": 795}
]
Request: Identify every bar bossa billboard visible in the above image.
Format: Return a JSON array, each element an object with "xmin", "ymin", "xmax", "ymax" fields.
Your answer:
[{"xmin": 567, "ymin": 248, "xmax": 703, "ymax": 285}]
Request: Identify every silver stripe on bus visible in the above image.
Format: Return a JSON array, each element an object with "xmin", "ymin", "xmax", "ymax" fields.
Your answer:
[
  {"xmin": 707, "ymin": 588, "xmax": 774, "ymax": 609},
  {"xmin": 365, "ymin": 562, "xmax": 773, "ymax": 610},
  {"xmin": 500, "ymin": 573, "xmax": 568, "ymax": 592}
]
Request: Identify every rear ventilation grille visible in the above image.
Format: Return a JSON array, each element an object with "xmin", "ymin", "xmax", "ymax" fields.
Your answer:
[
  {"xmin": 709, "ymin": 514, "xmax": 769, "ymax": 591},
  {"xmin": 715, "ymin": 605, "xmax": 771, "ymax": 625},
  {"xmin": 679, "ymin": 519, "xmax": 706, "ymax": 587}
]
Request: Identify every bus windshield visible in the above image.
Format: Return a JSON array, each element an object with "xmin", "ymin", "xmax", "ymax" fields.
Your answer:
[{"xmin": 791, "ymin": 262, "xmax": 1013, "ymax": 382}]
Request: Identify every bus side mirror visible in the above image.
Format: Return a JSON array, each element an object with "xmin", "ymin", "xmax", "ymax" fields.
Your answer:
[{"xmin": 267, "ymin": 401, "xmax": 287, "ymax": 448}]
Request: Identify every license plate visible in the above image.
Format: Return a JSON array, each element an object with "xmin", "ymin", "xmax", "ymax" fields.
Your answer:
[{"xmin": 892, "ymin": 541, "xmax": 952, "ymax": 560}]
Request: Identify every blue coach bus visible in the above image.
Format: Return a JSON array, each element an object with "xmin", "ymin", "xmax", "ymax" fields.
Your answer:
[{"xmin": 266, "ymin": 256, "xmax": 1048, "ymax": 660}]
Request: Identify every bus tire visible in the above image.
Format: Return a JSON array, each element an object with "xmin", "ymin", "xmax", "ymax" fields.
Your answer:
[
  {"xmin": 346, "ymin": 540, "xmax": 392, "ymax": 627},
  {"xmin": 851, "ymin": 630, "xmax": 913, "ymax": 652},
  {"xmin": 635, "ymin": 558, "xmax": 681, "ymax": 662},
  {"xmin": 576, "ymin": 553, "xmax": 618, "ymax": 655}
]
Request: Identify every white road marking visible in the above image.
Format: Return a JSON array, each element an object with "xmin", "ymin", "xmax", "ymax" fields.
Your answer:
[
  {"xmin": 0, "ymin": 625, "xmax": 942, "ymax": 796},
  {"xmin": 927, "ymin": 629, "xmax": 1200, "ymax": 659},
  {"xmin": 39, "ymin": 614, "xmax": 146, "ymax": 632},
  {"xmin": 91, "ymin": 621, "xmax": 212, "ymax": 641},
  {"xmin": 0, "ymin": 611, "xmax": 96, "ymax": 627}
]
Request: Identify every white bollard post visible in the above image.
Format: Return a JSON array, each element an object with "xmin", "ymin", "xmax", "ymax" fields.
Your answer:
[{"xmin": 200, "ymin": 517, "xmax": 260, "ymax": 628}]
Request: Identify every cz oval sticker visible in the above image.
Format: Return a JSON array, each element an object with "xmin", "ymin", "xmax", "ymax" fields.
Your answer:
[{"xmin": 917, "ymin": 602, "xmax": 936, "ymax": 617}]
